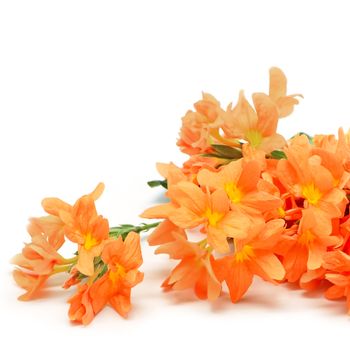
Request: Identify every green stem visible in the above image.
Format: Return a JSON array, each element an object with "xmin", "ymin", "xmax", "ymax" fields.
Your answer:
[
  {"xmin": 60, "ymin": 256, "xmax": 78, "ymax": 265},
  {"xmin": 109, "ymin": 221, "xmax": 161, "ymax": 240},
  {"xmin": 52, "ymin": 264, "xmax": 71, "ymax": 274}
]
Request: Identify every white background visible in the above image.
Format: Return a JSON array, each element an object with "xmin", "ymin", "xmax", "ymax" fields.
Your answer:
[{"xmin": 1, "ymin": 0, "xmax": 350, "ymax": 349}]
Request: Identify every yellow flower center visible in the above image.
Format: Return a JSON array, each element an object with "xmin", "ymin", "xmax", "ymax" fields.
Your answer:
[
  {"xmin": 235, "ymin": 245, "xmax": 255, "ymax": 262},
  {"xmin": 84, "ymin": 232, "xmax": 98, "ymax": 250},
  {"xmin": 109, "ymin": 263, "xmax": 126, "ymax": 284},
  {"xmin": 302, "ymin": 183, "xmax": 323, "ymax": 205},
  {"xmin": 245, "ymin": 130, "xmax": 263, "ymax": 148},
  {"xmin": 278, "ymin": 207, "xmax": 286, "ymax": 218},
  {"xmin": 204, "ymin": 208, "xmax": 224, "ymax": 227},
  {"xmin": 224, "ymin": 182, "xmax": 242, "ymax": 203},
  {"xmin": 298, "ymin": 230, "xmax": 316, "ymax": 246}
]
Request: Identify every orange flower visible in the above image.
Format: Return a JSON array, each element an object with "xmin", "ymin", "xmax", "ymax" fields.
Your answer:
[
  {"xmin": 12, "ymin": 233, "xmax": 66, "ymax": 301},
  {"xmin": 323, "ymin": 251, "xmax": 350, "ymax": 312},
  {"xmin": 68, "ymin": 284, "xmax": 96, "ymax": 325},
  {"xmin": 216, "ymin": 219, "xmax": 285, "ymax": 303},
  {"xmin": 27, "ymin": 215, "xmax": 65, "ymax": 251},
  {"xmin": 12, "ymin": 270, "xmax": 49, "ymax": 301},
  {"xmin": 68, "ymin": 283, "xmax": 106, "ymax": 325},
  {"xmin": 142, "ymin": 181, "xmax": 251, "ymax": 253},
  {"xmin": 12, "ymin": 234, "xmax": 63, "ymax": 275},
  {"xmin": 42, "ymin": 183, "xmax": 109, "ymax": 276},
  {"xmin": 197, "ymin": 159, "xmax": 282, "ymax": 217},
  {"xmin": 268, "ymin": 67, "xmax": 302, "ymax": 118},
  {"xmin": 92, "ymin": 232, "xmax": 144, "ymax": 318},
  {"xmin": 279, "ymin": 209, "xmax": 340, "ymax": 283},
  {"xmin": 223, "ymin": 91, "xmax": 286, "ymax": 153},
  {"xmin": 156, "ymin": 234, "xmax": 221, "ymax": 300},
  {"xmin": 177, "ymin": 93, "xmax": 224, "ymax": 155},
  {"xmin": 277, "ymin": 135, "xmax": 348, "ymax": 221},
  {"xmin": 312, "ymin": 129, "xmax": 350, "ymax": 189}
]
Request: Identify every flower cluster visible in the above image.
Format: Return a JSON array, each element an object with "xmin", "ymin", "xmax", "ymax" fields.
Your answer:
[
  {"xmin": 12, "ymin": 183, "xmax": 152, "ymax": 325},
  {"xmin": 13, "ymin": 68, "xmax": 350, "ymax": 323},
  {"xmin": 143, "ymin": 68, "xmax": 350, "ymax": 311}
]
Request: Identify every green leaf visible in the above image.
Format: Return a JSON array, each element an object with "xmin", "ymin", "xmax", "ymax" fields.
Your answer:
[
  {"xmin": 270, "ymin": 150, "xmax": 287, "ymax": 159},
  {"xmin": 211, "ymin": 144, "xmax": 242, "ymax": 159},
  {"xmin": 95, "ymin": 264, "xmax": 108, "ymax": 281},
  {"xmin": 109, "ymin": 222, "xmax": 161, "ymax": 240},
  {"xmin": 201, "ymin": 153, "xmax": 231, "ymax": 159},
  {"xmin": 147, "ymin": 179, "xmax": 168, "ymax": 189}
]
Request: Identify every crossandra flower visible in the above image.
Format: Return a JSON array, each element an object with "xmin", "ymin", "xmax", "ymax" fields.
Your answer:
[
  {"xmin": 12, "ymin": 228, "xmax": 65, "ymax": 301},
  {"xmin": 322, "ymin": 251, "xmax": 350, "ymax": 313},
  {"xmin": 177, "ymin": 93, "xmax": 224, "ymax": 155},
  {"xmin": 278, "ymin": 208, "xmax": 341, "ymax": 283},
  {"xmin": 27, "ymin": 215, "xmax": 65, "ymax": 251},
  {"xmin": 42, "ymin": 183, "xmax": 109, "ymax": 276},
  {"xmin": 313, "ymin": 128, "xmax": 350, "ymax": 189},
  {"xmin": 197, "ymin": 159, "xmax": 282, "ymax": 217},
  {"xmin": 141, "ymin": 180, "xmax": 251, "ymax": 253},
  {"xmin": 277, "ymin": 135, "xmax": 348, "ymax": 223},
  {"xmin": 92, "ymin": 232, "xmax": 144, "ymax": 319},
  {"xmin": 11, "ymin": 66, "xmax": 350, "ymax": 322},
  {"xmin": 155, "ymin": 232, "xmax": 221, "ymax": 300},
  {"xmin": 215, "ymin": 219, "xmax": 285, "ymax": 303},
  {"xmin": 223, "ymin": 91, "xmax": 286, "ymax": 153},
  {"xmin": 68, "ymin": 236, "xmax": 143, "ymax": 327}
]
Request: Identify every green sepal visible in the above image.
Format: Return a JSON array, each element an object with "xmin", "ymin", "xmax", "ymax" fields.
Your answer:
[
  {"xmin": 147, "ymin": 179, "xmax": 168, "ymax": 189},
  {"xmin": 270, "ymin": 150, "xmax": 287, "ymax": 159},
  {"xmin": 202, "ymin": 144, "xmax": 242, "ymax": 160}
]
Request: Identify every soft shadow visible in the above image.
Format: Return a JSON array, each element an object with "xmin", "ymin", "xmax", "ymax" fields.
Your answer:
[
  {"xmin": 319, "ymin": 298, "xmax": 349, "ymax": 317},
  {"xmin": 280, "ymin": 281, "xmax": 300, "ymax": 291},
  {"xmin": 163, "ymin": 289, "xmax": 199, "ymax": 305},
  {"xmin": 149, "ymin": 191, "xmax": 169, "ymax": 204}
]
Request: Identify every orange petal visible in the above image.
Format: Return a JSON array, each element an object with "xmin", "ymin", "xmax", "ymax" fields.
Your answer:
[
  {"xmin": 307, "ymin": 243, "xmax": 325, "ymax": 270},
  {"xmin": 277, "ymin": 95, "xmax": 300, "ymax": 118},
  {"xmin": 120, "ymin": 232, "xmax": 143, "ymax": 270},
  {"xmin": 169, "ymin": 207, "xmax": 205, "ymax": 228},
  {"xmin": 140, "ymin": 203, "xmax": 177, "ymax": 219},
  {"xmin": 89, "ymin": 182, "xmax": 105, "ymax": 201},
  {"xmin": 269, "ymin": 67, "xmax": 287, "ymax": 100},
  {"xmin": 13, "ymin": 270, "xmax": 48, "ymax": 301},
  {"xmin": 259, "ymin": 133, "xmax": 286, "ymax": 153},
  {"xmin": 41, "ymin": 197, "xmax": 71, "ymax": 216},
  {"xmin": 147, "ymin": 219, "xmax": 186, "ymax": 246},
  {"xmin": 168, "ymin": 181, "xmax": 206, "ymax": 214},
  {"xmin": 223, "ymin": 90, "xmax": 258, "ymax": 137},
  {"xmin": 101, "ymin": 237, "xmax": 124, "ymax": 265},
  {"xmin": 226, "ymin": 261, "xmax": 253, "ymax": 303},
  {"xmin": 76, "ymin": 247, "xmax": 95, "ymax": 276},
  {"xmin": 325, "ymin": 273, "xmax": 350, "ymax": 287},
  {"xmin": 253, "ymin": 93, "xmax": 279, "ymax": 136},
  {"xmin": 253, "ymin": 253, "xmax": 285, "ymax": 281},
  {"xmin": 109, "ymin": 291, "xmax": 131, "ymax": 318}
]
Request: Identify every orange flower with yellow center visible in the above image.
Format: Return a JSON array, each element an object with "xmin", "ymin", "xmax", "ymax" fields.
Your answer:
[
  {"xmin": 141, "ymin": 181, "xmax": 251, "ymax": 253},
  {"xmin": 197, "ymin": 159, "xmax": 282, "ymax": 217},
  {"xmin": 92, "ymin": 232, "xmax": 144, "ymax": 318},
  {"xmin": 216, "ymin": 219, "xmax": 286, "ymax": 303},
  {"xmin": 223, "ymin": 91, "xmax": 286, "ymax": 153},
  {"xmin": 279, "ymin": 208, "xmax": 340, "ymax": 283},
  {"xmin": 42, "ymin": 183, "xmax": 109, "ymax": 276},
  {"xmin": 277, "ymin": 135, "xmax": 347, "ymax": 221}
]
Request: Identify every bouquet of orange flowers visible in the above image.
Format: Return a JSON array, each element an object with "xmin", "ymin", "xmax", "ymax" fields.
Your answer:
[{"xmin": 12, "ymin": 68, "xmax": 350, "ymax": 325}]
